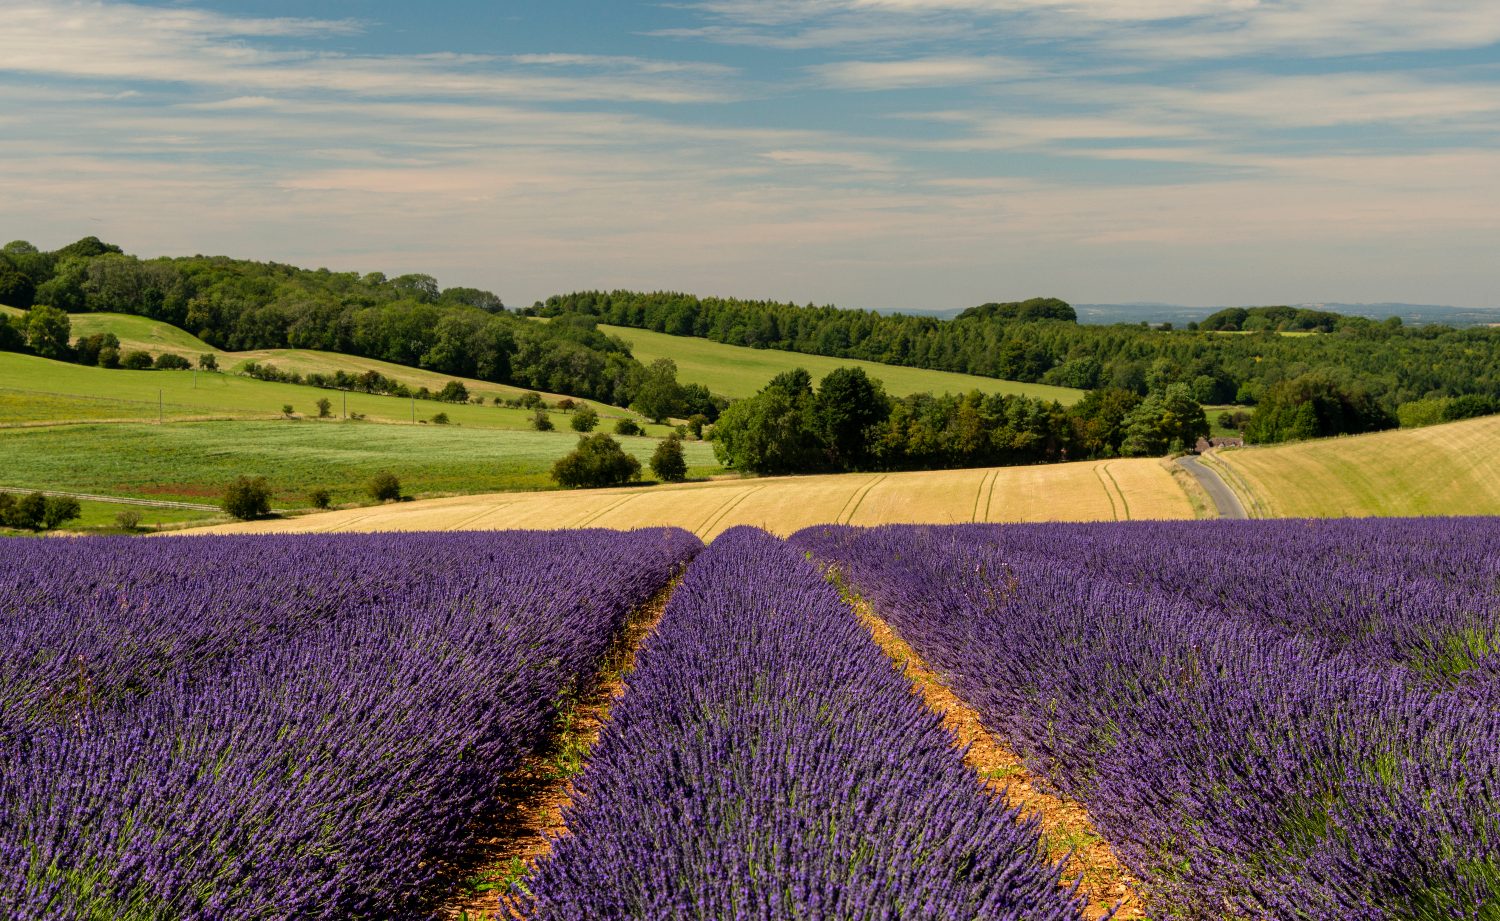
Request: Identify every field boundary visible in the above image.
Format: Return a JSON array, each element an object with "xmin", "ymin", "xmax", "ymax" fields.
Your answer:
[
  {"xmin": 839, "ymin": 584, "xmax": 1143, "ymax": 920},
  {"xmin": 441, "ymin": 575, "xmax": 681, "ymax": 920},
  {"xmin": 0, "ymin": 485, "xmax": 225, "ymax": 512}
]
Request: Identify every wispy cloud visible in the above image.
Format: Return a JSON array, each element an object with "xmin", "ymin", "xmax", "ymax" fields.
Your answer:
[
  {"xmin": 0, "ymin": 1, "xmax": 737, "ymax": 103},
  {"xmin": 811, "ymin": 55, "xmax": 1029, "ymax": 88}
]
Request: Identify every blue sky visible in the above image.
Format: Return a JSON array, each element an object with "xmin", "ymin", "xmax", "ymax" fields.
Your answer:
[{"xmin": 2, "ymin": 0, "xmax": 1498, "ymax": 310}]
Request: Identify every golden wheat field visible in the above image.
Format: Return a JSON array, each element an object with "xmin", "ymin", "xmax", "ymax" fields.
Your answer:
[
  {"xmin": 193, "ymin": 457, "xmax": 1198, "ymax": 538},
  {"xmin": 1207, "ymin": 414, "xmax": 1500, "ymax": 518}
]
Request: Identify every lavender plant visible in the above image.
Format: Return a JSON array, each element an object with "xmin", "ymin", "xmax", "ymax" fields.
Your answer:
[
  {"xmin": 0, "ymin": 529, "xmax": 699, "ymax": 920},
  {"xmin": 793, "ymin": 519, "xmax": 1500, "ymax": 920},
  {"xmin": 520, "ymin": 526, "xmax": 1088, "ymax": 921}
]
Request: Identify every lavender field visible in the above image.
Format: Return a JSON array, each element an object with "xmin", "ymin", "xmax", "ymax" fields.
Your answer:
[
  {"xmin": 0, "ymin": 530, "xmax": 699, "ymax": 919},
  {"xmin": 2, "ymin": 519, "xmax": 1495, "ymax": 920},
  {"xmin": 795, "ymin": 519, "xmax": 1500, "ymax": 920}
]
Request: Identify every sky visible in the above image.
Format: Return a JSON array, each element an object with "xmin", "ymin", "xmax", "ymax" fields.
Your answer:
[{"xmin": 1, "ymin": 0, "xmax": 1498, "ymax": 310}]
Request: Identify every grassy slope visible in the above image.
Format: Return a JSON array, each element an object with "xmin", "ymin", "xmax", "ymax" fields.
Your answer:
[
  {"xmin": 191, "ymin": 457, "xmax": 1197, "ymax": 539},
  {"xmin": 598, "ymin": 323, "xmax": 1084, "ymax": 403},
  {"xmin": 1210, "ymin": 414, "xmax": 1500, "ymax": 517},
  {"xmin": 0, "ymin": 420, "xmax": 722, "ymax": 506},
  {"xmin": 0, "ymin": 352, "xmax": 678, "ymax": 434}
]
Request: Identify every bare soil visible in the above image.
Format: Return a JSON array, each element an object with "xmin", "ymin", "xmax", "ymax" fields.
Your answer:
[
  {"xmin": 438, "ymin": 579, "xmax": 677, "ymax": 920},
  {"xmin": 850, "ymin": 596, "xmax": 1146, "ymax": 921}
]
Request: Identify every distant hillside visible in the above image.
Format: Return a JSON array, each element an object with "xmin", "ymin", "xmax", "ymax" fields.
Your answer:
[
  {"xmin": 908, "ymin": 301, "xmax": 1500, "ymax": 327},
  {"xmin": 599, "ymin": 323, "xmax": 1081, "ymax": 403}
]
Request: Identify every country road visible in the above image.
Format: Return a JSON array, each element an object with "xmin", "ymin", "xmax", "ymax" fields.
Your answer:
[
  {"xmin": 1176, "ymin": 455, "xmax": 1249, "ymax": 520},
  {"xmin": 0, "ymin": 486, "xmax": 231, "ymax": 513}
]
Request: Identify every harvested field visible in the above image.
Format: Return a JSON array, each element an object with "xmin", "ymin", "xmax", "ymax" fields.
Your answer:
[
  {"xmin": 191, "ymin": 457, "xmax": 1198, "ymax": 538},
  {"xmin": 1211, "ymin": 414, "xmax": 1500, "ymax": 518}
]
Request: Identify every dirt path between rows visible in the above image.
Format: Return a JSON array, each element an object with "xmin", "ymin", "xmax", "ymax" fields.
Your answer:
[
  {"xmin": 438, "ymin": 579, "xmax": 678, "ymax": 921},
  {"xmin": 850, "ymin": 596, "xmax": 1145, "ymax": 921}
]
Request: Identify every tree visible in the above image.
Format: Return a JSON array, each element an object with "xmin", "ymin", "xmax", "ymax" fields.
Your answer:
[
  {"xmin": 1244, "ymin": 372, "xmax": 1392, "ymax": 444},
  {"xmin": 686, "ymin": 414, "xmax": 709, "ymax": 439},
  {"xmin": 552, "ymin": 434, "xmax": 642, "ymax": 488},
  {"xmin": 650, "ymin": 434, "xmax": 688, "ymax": 482},
  {"xmin": 25, "ymin": 304, "xmax": 70, "ymax": 359},
  {"xmin": 97, "ymin": 346, "xmax": 120, "ymax": 369},
  {"xmin": 154, "ymin": 353, "xmax": 191, "ymax": 370},
  {"xmin": 120, "ymin": 350, "xmax": 154, "ymax": 370},
  {"xmin": 368, "ymin": 472, "xmax": 402, "ymax": 501},
  {"xmin": 0, "ymin": 264, "xmax": 35, "ymax": 309},
  {"xmin": 73, "ymin": 332, "xmax": 120, "ymax": 366},
  {"xmin": 437, "ymin": 380, "xmax": 469, "ymax": 403},
  {"xmin": 223, "ymin": 476, "xmax": 272, "ymax": 520},
  {"xmin": 1120, "ymin": 384, "xmax": 1209, "ymax": 456},
  {"xmin": 199, "ymin": 353, "xmax": 218, "ymax": 371},
  {"xmin": 571, "ymin": 406, "xmax": 599, "ymax": 432},
  {"xmin": 308, "ymin": 488, "xmax": 332, "ymax": 509},
  {"xmin": 316, "ymin": 397, "xmax": 333, "ymax": 418},
  {"xmin": 614, "ymin": 418, "xmax": 643, "ymax": 436},
  {"xmin": 630, "ymin": 358, "xmax": 684, "ymax": 422},
  {"xmin": 431, "ymin": 412, "xmax": 450, "ymax": 424},
  {"xmin": 711, "ymin": 370, "xmax": 824, "ymax": 474},
  {"xmin": 532, "ymin": 409, "xmax": 554, "ymax": 431},
  {"xmin": 813, "ymin": 367, "xmax": 890, "ymax": 470}
]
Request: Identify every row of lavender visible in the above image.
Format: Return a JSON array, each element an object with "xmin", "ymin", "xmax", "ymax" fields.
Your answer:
[
  {"xmin": 0, "ymin": 529, "xmax": 700, "ymax": 920},
  {"xmin": 519, "ymin": 527, "xmax": 1088, "ymax": 920},
  {"xmin": 793, "ymin": 519, "xmax": 1500, "ymax": 920}
]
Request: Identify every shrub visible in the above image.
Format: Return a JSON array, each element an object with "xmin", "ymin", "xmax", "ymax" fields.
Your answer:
[
  {"xmin": 518, "ymin": 391, "xmax": 544, "ymax": 410},
  {"xmin": 282, "ymin": 404, "xmax": 295, "ymax": 417},
  {"xmin": 571, "ymin": 407, "xmax": 599, "ymax": 432},
  {"xmin": 556, "ymin": 398, "xmax": 576, "ymax": 412},
  {"xmin": 154, "ymin": 353, "xmax": 191, "ymax": 370},
  {"xmin": 222, "ymin": 476, "xmax": 272, "ymax": 520},
  {"xmin": 114, "ymin": 508, "xmax": 142, "ymax": 531},
  {"xmin": 199, "ymin": 353, "xmax": 218, "ymax": 371},
  {"xmin": 532, "ymin": 409, "xmax": 554, "ymax": 432},
  {"xmin": 368, "ymin": 472, "xmax": 402, "ymax": 502},
  {"xmin": 552, "ymin": 434, "xmax": 642, "ymax": 489},
  {"xmin": 432, "ymin": 412, "xmax": 450, "ymax": 425},
  {"xmin": 97, "ymin": 346, "xmax": 120, "ymax": 369},
  {"xmin": 0, "ymin": 492, "xmax": 47, "ymax": 530},
  {"xmin": 650, "ymin": 434, "xmax": 688, "ymax": 482},
  {"xmin": 42, "ymin": 496, "xmax": 81, "ymax": 530},
  {"xmin": 316, "ymin": 397, "xmax": 332, "ymax": 418},
  {"xmin": 308, "ymin": 488, "xmax": 332, "ymax": 510},
  {"xmin": 120, "ymin": 350, "xmax": 154, "ymax": 370},
  {"xmin": 614, "ymin": 418, "xmax": 643, "ymax": 437}
]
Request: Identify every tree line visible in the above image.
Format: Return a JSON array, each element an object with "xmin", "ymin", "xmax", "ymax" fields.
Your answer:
[
  {"xmin": 711, "ymin": 367, "xmax": 1208, "ymax": 475},
  {"xmin": 538, "ymin": 290, "xmax": 1500, "ymax": 434}
]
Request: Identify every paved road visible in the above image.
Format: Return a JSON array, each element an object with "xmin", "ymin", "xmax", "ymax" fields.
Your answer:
[{"xmin": 1176, "ymin": 455, "xmax": 1248, "ymax": 520}]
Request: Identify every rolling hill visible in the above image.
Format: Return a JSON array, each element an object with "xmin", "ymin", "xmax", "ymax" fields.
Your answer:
[{"xmin": 1205, "ymin": 414, "xmax": 1500, "ymax": 518}]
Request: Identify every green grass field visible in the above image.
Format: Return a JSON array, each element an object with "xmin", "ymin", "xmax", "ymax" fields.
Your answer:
[
  {"xmin": 596, "ymin": 324, "xmax": 1084, "ymax": 403},
  {"xmin": 0, "ymin": 352, "xmax": 681, "ymax": 435},
  {"xmin": 0, "ymin": 420, "xmax": 723, "ymax": 507},
  {"xmin": 63, "ymin": 310, "xmax": 615, "ymax": 409}
]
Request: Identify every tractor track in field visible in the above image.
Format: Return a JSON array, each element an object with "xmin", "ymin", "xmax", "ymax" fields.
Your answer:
[
  {"xmin": 846, "ymin": 593, "xmax": 1145, "ymax": 921},
  {"xmin": 439, "ymin": 577, "xmax": 680, "ymax": 920}
]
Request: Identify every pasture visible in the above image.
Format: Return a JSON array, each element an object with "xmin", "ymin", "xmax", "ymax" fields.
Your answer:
[
  {"xmin": 190, "ymin": 457, "xmax": 1197, "ymax": 537},
  {"xmin": 598, "ymin": 322, "xmax": 1085, "ymax": 403},
  {"xmin": 0, "ymin": 351, "xmax": 669, "ymax": 433},
  {"xmin": 0, "ymin": 420, "xmax": 722, "ymax": 507}
]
